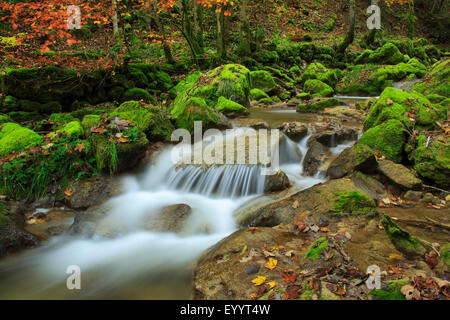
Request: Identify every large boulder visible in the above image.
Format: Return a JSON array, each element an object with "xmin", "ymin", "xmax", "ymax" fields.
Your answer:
[
  {"xmin": 303, "ymin": 79, "xmax": 334, "ymax": 97},
  {"xmin": 277, "ymin": 122, "xmax": 308, "ymax": 141},
  {"xmin": 364, "ymin": 87, "xmax": 447, "ymax": 131},
  {"xmin": 143, "ymin": 204, "xmax": 192, "ymax": 233},
  {"xmin": 359, "ymin": 119, "xmax": 407, "ymax": 163},
  {"xmin": 327, "ymin": 144, "xmax": 377, "ymax": 179},
  {"xmin": 264, "ymin": 170, "xmax": 290, "ymax": 192},
  {"xmin": 170, "ymin": 64, "xmax": 251, "ymax": 132},
  {"xmin": 368, "ymin": 43, "xmax": 406, "ymax": 65},
  {"xmin": 412, "ymin": 59, "xmax": 450, "ymax": 97},
  {"xmin": 215, "ymin": 96, "xmax": 249, "ymax": 118},
  {"xmin": 413, "ymin": 134, "xmax": 450, "ymax": 188},
  {"xmin": 111, "ymin": 100, "xmax": 175, "ymax": 141},
  {"xmin": 300, "ymin": 62, "xmax": 340, "ymax": 87},
  {"xmin": 0, "ymin": 123, "xmax": 41, "ymax": 156},
  {"xmin": 303, "ymin": 140, "xmax": 328, "ymax": 176},
  {"xmin": 297, "ymin": 98, "xmax": 340, "ymax": 112},
  {"xmin": 377, "ymin": 160, "xmax": 422, "ymax": 190},
  {"xmin": 249, "ymin": 70, "xmax": 278, "ymax": 94}
]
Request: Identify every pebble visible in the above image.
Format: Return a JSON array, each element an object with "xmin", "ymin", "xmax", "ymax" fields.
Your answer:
[
  {"xmin": 310, "ymin": 225, "xmax": 319, "ymax": 233},
  {"xmin": 344, "ymin": 232, "xmax": 352, "ymax": 240}
]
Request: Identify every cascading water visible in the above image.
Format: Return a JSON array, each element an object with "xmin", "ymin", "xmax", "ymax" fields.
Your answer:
[{"xmin": 0, "ymin": 127, "xmax": 348, "ymax": 299}]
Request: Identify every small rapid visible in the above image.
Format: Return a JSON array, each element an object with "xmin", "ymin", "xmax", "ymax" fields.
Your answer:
[{"xmin": 0, "ymin": 128, "xmax": 346, "ymax": 299}]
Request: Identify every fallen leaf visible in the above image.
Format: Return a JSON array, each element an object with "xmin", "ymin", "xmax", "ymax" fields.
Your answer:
[
  {"xmin": 389, "ymin": 253, "xmax": 403, "ymax": 260},
  {"xmin": 292, "ymin": 200, "xmax": 300, "ymax": 209},
  {"xmin": 266, "ymin": 258, "xmax": 277, "ymax": 270},
  {"xmin": 252, "ymin": 276, "xmax": 267, "ymax": 286},
  {"xmin": 267, "ymin": 281, "xmax": 276, "ymax": 289},
  {"xmin": 293, "ymin": 220, "xmax": 306, "ymax": 231},
  {"xmin": 283, "ymin": 272, "xmax": 298, "ymax": 283},
  {"xmin": 284, "ymin": 285, "xmax": 301, "ymax": 300},
  {"xmin": 64, "ymin": 188, "xmax": 73, "ymax": 197}
]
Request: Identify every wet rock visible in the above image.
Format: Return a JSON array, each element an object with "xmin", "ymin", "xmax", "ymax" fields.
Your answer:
[
  {"xmin": 377, "ymin": 160, "xmax": 422, "ymax": 190},
  {"xmin": 277, "ymin": 122, "xmax": 308, "ymax": 141},
  {"xmin": 264, "ymin": 170, "xmax": 291, "ymax": 192},
  {"xmin": 0, "ymin": 217, "xmax": 40, "ymax": 258},
  {"xmin": 143, "ymin": 204, "xmax": 192, "ymax": 233},
  {"xmin": 327, "ymin": 145, "xmax": 377, "ymax": 179},
  {"xmin": 248, "ymin": 122, "xmax": 269, "ymax": 130},
  {"xmin": 404, "ymin": 191, "xmax": 423, "ymax": 202},
  {"xmin": 351, "ymin": 171, "xmax": 388, "ymax": 201},
  {"xmin": 64, "ymin": 176, "xmax": 122, "ymax": 210},
  {"xmin": 235, "ymin": 178, "xmax": 376, "ymax": 227},
  {"xmin": 308, "ymin": 127, "xmax": 358, "ymax": 148},
  {"xmin": 303, "ymin": 140, "xmax": 328, "ymax": 176},
  {"xmin": 380, "ymin": 215, "xmax": 428, "ymax": 259},
  {"xmin": 24, "ymin": 207, "xmax": 75, "ymax": 239},
  {"xmin": 68, "ymin": 204, "xmax": 110, "ymax": 237}
]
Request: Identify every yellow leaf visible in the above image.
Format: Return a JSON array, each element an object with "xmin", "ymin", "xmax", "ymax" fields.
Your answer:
[
  {"xmin": 252, "ymin": 276, "xmax": 266, "ymax": 286},
  {"xmin": 266, "ymin": 258, "xmax": 277, "ymax": 270},
  {"xmin": 267, "ymin": 281, "xmax": 276, "ymax": 289},
  {"xmin": 389, "ymin": 253, "xmax": 403, "ymax": 260},
  {"xmin": 64, "ymin": 188, "xmax": 73, "ymax": 197},
  {"xmin": 119, "ymin": 136, "xmax": 129, "ymax": 143}
]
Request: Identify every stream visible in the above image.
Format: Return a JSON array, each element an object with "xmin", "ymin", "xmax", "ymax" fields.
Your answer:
[{"xmin": 0, "ymin": 105, "xmax": 363, "ymax": 299}]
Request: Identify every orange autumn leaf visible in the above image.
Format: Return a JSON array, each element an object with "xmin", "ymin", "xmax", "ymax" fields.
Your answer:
[{"xmin": 64, "ymin": 188, "xmax": 73, "ymax": 197}]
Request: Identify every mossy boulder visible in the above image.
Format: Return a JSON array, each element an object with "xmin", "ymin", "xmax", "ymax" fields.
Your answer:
[
  {"xmin": 300, "ymin": 63, "xmax": 340, "ymax": 87},
  {"xmin": 250, "ymin": 70, "xmax": 278, "ymax": 94},
  {"xmin": 359, "ymin": 119, "xmax": 406, "ymax": 163},
  {"xmin": 332, "ymin": 191, "xmax": 376, "ymax": 216},
  {"xmin": 441, "ymin": 244, "xmax": 450, "ymax": 266},
  {"xmin": 336, "ymin": 64, "xmax": 392, "ymax": 96},
  {"xmin": 0, "ymin": 123, "xmax": 41, "ymax": 156},
  {"xmin": 303, "ymin": 79, "xmax": 334, "ymax": 97},
  {"xmin": 81, "ymin": 115, "xmax": 101, "ymax": 136},
  {"xmin": 413, "ymin": 134, "xmax": 450, "ymax": 187},
  {"xmin": 375, "ymin": 58, "xmax": 427, "ymax": 82},
  {"xmin": 107, "ymin": 86, "xmax": 125, "ymax": 101},
  {"xmin": 111, "ymin": 100, "xmax": 175, "ymax": 141},
  {"xmin": 57, "ymin": 121, "xmax": 84, "ymax": 138},
  {"xmin": 253, "ymin": 50, "xmax": 279, "ymax": 64},
  {"xmin": 412, "ymin": 59, "xmax": 450, "ymax": 98},
  {"xmin": 0, "ymin": 115, "xmax": 10, "ymax": 124},
  {"xmin": 369, "ymin": 43, "xmax": 406, "ymax": 65},
  {"xmin": 380, "ymin": 215, "xmax": 427, "ymax": 259},
  {"xmin": 370, "ymin": 278, "xmax": 410, "ymax": 300},
  {"xmin": 123, "ymin": 88, "xmax": 156, "ymax": 104},
  {"xmin": 377, "ymin": 160, "xmax": 422, "ymax": 190},
  {"xmin": 297, "ymin": 98, "xmax": 339, "ymax": 112},
  {"xmin": 3, "ymin": 96, "xmax": 19, "ymax": 112},
  {"xmin": 49, "ymin": 113, "xmax": 76, "ymax": 125},
  {"xmin": 18, "ymin": 99, "xmax": 41, "ymax": 112},
  {"xmin": 215, "ymin": 96, "xmax": 248, "ymax": 117},
  {"xmin": 249, "ymin": 88, "xmax": 270, "ymax": 101},
  {"xmin": 8, "ymin": 111, "xmax": 43, "ymax": 123},
  {"xmin": 364, "ymin": 87, "xmax": 447, "ymax": 131},
  {"xmin": 171, "ymin": 97, "xmax": 221, "ymax": 133},
  {"xmin": 41, "ymin": 101, "xmax": 62, "ymax": 114}
]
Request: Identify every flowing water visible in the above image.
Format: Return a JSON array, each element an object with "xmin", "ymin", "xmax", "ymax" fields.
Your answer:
[{"xmin": 0, "ymin": 125, "xmax": 352, "ymax": 299}]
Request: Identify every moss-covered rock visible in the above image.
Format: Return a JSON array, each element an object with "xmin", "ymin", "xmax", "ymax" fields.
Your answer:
[
  {"xmin": 250, "ymin": 70, "xmax": 278, "ymax": 94},
  {"xmin": 412, "ymin": 59, "xmax": 450, "ymax": 98},
  {"xmin": 296, "ymin": 98, "xmax": 339, "ymax": 112},
  {"xmin": 305, "ymin": 237, "xmax": 330, "ymax": 260},
  {"xmin": 375, "ymin": 58, "xmax": 427, "ymax": 82},
  {"xmin": 364, "ymin": 87, "xmax": 447, "ymax": 131},
  {"xmin": 336, "ymin": 64, "xmax": 392, "ymax": 96},
  {"xmin": 107, "ymin": 86, "xmax": 125, "ymax": 101},
  {"xmin": 123, "ymin": 88, "xmax": 155, "ymax": 104},
  {"xmin": 303, "ymin": 79, "xmax": 334, "ymax": 97},
  {"xmin": 253, "ymin": 50, "xmax": 279, "ymax": 64},
  {"xmin": 3, "ymin": 96, "xmax": 19, "ymax": 112},
  {"xmin": 300, "ymin": 63, "xmax": 340, "ymax": 87},
  {"xmin": 249, "ymin": 88, "xmax": 270, "ymax": 101},
  {"xmin": 441, "ymin": 244, "xmax": 450, "ymax": 266},
  {"xmin": 18, "ymin": 99, "xmax": 41, "ymax": 112},
  {"xmin": 0, "ymin": 123, "xmax": 41, "ymax": 156},
  {"xmin": 332, "ymin": 191, "xmax": 376, "ymax": 216},
  {"xmin": 359, "ymin": 119, "xmax": 406, "ymax": 163},
  {"xmin": 49, "ymin": 113, "xmax": 76, "ymax": 125},
  {"xmin": 377, "ymin": 160, "xmax": 422, "ymax": 190},
  {"xmin": 0, "ymin": 115, "xmax": 10, "ymax": 124},
  {"xmin": 215, "ymin": 96, "xmax": 248, "ymax": 117},
  {"xmin": 369, "ymin": 43, "xmax": 406, "ymax": 65},
  {"xmin": 81, "ymin": 115, "xmax": 101, "ymax": 136},
  {"xmin": 326, "ymin": 144, "xmax": 377, "ymax": 179},
  {"xmin": 380, "ymin": 215, "xmax": 427, "ymax": 258},
  {"xmin": 8, "ymin": 111, "xmax": 44, "ymax": 123},
  {"xmin": 57, "ymin": 121, "xmax": 84, "ymax": 138},
  {"xmin": 370, "ymin": 278, "xmax": 410, "ymax": 300},
  {"xmin": 111, "ymin": 100, "xmax": 175, "ymax": 141},
  {"xmin": 41, "ymin": 101, "xmax": 62, "ymax": 114},
  {"xmin": 413, "ymin": 134, "xmax": 450, "ymax": 187},
  {"xmin": 171, "ymin": 97, "xmax": 221, "ymax": 133}
]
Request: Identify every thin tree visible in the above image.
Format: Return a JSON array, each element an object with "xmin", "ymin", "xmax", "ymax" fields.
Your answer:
[{"xmin": 336, "ymin": 0, "xmax": 356, "ymax": 55}]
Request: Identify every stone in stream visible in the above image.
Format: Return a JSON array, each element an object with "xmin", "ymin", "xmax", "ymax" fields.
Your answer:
[
  {"xmin": 307, "ymin": 127, "xmax": 358, "ymax": 148},
  {"xmin": 0, "ymin": 213, "xmax": 40, "ymax": 258},
  {"xmin": 303, "ymin": 140, "xmax": 329, "ymax": 176},
  {"xmin": 277, "ymin": 122, "xmax": 308, "ymax": 141},
  {"xmin": 264, "ymin": 170, "xmax": 290, "ymax": 192},
  {"xmin": 326, "ymin": 144, "xmax": 377, "ymax": 179},
  {"xmin": 143, "ymin": 204, "xmax": 192, "ymax": 233},
  {"xmin": 377, "ymin": 160, "xmax": 422, "ymax": 190}
]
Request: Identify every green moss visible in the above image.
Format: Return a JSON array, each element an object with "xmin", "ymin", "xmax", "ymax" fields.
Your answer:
[
  {"xmin": 413, "ymin": 134, "xmax": 450, "ymax": 187},
  {"xmin": 8, "ymin": 111, "xmax": 43, "ymax": 123},
  {"xmin": 364, "ymin": 87, "xmax": 446, "ymax": 131},
  {"xmin": 250, "ymin": 70, "xmax": 277, "ymax": 94},
  {"xmin": 112, "ymin": 100, "xmax": 175, "ymax": 141},
  {"xmin": 337, "ymin": 64, "xmax": 391, "ymax": 96},
  {"xmin": 171, "ymin": 97, "xmax": 220, "ymax": 133},
  {"xmin": 123, "ymin": 88, "xmax": 155, "ymax": 104},
  {"xmin": 0, "ymin": 213, "xmax": 10, "ymax": 226},
  {"xmin": 0, "ymin": 115, "xmax": 10, "ymax": 124},
  {"xmin": 305, "ymin": 237, "xmax": 330, "ymax": 260},
  {"xmin": 81, "ymin": 115, "xmax": 101, "ymax": 136},
  {"xmin": 380, "ymin": 215, "xmax": 427, "ymax": 258},
  {"xmin": 359, "ymin": 119, "xmax": 406, "ymax": 163},
  {"xmin": 49, "ymin": 113, "xmax": 76, "ymax": 124},
  {"xmin": 107, "ymin": 86, "xmax": 125, "ymax": 101},
  {"xmin": 441, "ymin": 243, "xmax": 450, "ymax": 266},
  {"xmin": 249, "ymin": 88, "xmax": 270, "ymax": 101},
  {"xmin": 300, "ymin": 63, "xmax": 339, "ymax": 87},
  {"xmin": 412, "ymin": 59, "xmax": 450, "ymax": 97},
  {"xmin": 370, "ymin": 278, "xmax": 410, "ymax": 300},
  {"xmin": 215, "ymin": 96, "xmax": 248, "ymax": 116},
  {"xmin": 57, "ymin": 121, "xmax": 83, "ymax": 138},
  {"xmin": 297, "ymin": 98, "xmax": 339, "ymax": 112},
  {"xmin": 333, "ymin": 191, "xmax": 376, "ymax": 216},
  {"xmin": 375, "ymin": 58, "xmax": 427, "ymax": 82},
  {"xmin": 253, "ymin": 50, "xmax": 279, "ymax": 64},
  {"xmin": 303, "ymin": 79, "xmax": 334, "ymax": 97},
  {"xmin": 0, "ymin": 123, "xmax": 41, "ymax": 156},
  {"xmin": 3, "ymin": 96, "xmax": 19, "ymax": 112},
  {"xmin": 369, "ymin": 43, "xmax": 406, "ymax": 65}
]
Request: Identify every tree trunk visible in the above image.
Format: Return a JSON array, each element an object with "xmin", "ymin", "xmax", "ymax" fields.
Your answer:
[
  {"xmin": 336, "ymin": 0, "xmax": 356, "ymax": 54},
  {"xmin": 365, "ymin": 0, "xmax": 379, "ymax": 46},
  {"xmin": 193, "ymin": 0, "xmax": 204, "ymax": 53},
  {"xmin": 407, "ymin": 0, "xmax": 415, "ymax": 39},
  {"xmin": 147, "ymin": 1, "xmax": 176, "ymax": 64},
  {"xmin": 216, "ymin": 9, "xmax": 226, "ymax": 59},
  {"xmin": 238, "ymin": 0, "xmax": 251, "ymax": 56},
  {"xmin": 112, "ymin": 0, "xmax": 119, "ymax": 36}
]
